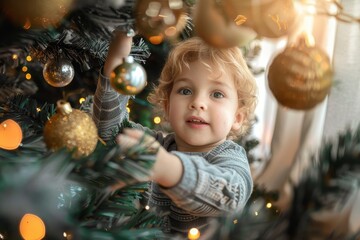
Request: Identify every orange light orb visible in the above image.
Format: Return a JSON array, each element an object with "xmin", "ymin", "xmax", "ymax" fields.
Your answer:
[
  {"xmin": 0, "ymin": 119, "xmax": 23, "ymax": 150},
  {"xmin": 188, "ymin": 228, "xmax": 200, "ymax": 240},
  {"xmin": 19, "ymin": 213, "xmax": 46, "ymax": 240}
]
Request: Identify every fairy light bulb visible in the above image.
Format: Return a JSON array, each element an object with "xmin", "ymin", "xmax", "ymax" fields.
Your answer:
[
  {"xmin": 19, "ymin": 213, "xmax": 46, "ymax": 240},
  {"xmin": 145, "ymin": 205, "xmax": 150, "ymax": 210},
  {"xmin": 153, "ymin": 116, "xmax": 161, "ymax": 124},
  {"xmin": 188, "ymin": 228, "xmax": 200, "ymax": 240},
  {"xmin": 266, "ymin": 202, "xmax": 272, "ymax": 208},
  {"xmin": 79, "ymin": 97, "xmax": 85, "ymax": 104}
]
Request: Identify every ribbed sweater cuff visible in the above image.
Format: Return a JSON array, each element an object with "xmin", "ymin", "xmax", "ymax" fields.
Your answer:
[{"xmin": 159, "ymin": 151, "xmax": 197, "ymax": 201}]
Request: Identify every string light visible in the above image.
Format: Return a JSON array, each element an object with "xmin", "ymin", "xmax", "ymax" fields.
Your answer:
[
  {"xmin": 26, "ymin": 56, "xmax": 32, "ymax": 62},
  {"xmin": 153, "ymin": 116, "xmax": 161, "ymax": 124},
  {"xmin": 63, "ymin": 231, "xmax": 72, "ymax": 239},
  {"xmin": 145, "ymin": 205, "xmax": 150, "ymax": 210},
  {"xmin": 36, "ymin": 107, "xmax": 41, "ymax": 112},
  {"xmin": 19, "ymin": 213, "xmax": 46, "ymax": 240},
  {"xmin": 0, "ymin": 233, "xmax": 4, "ymax": 239},
  {"xmin": 25, "ymin": 73, "xmax": 32, "ymax": 80},
  {"xmin": 12, "ymin": 54, "xmax": 18, "ymax": 60},
  {"xmin": 233, "ymin": 219, "xmax": 238, "ymax": 224},
  {"xmin": 188, "ymin": 228, "xmax": 200, "ymax": 240},
  {"xmin": 79, "ymin": 98, "xmax": 85, "ymax": 104},
  {"xmin": 266, "ymin": 202, "xmax": 272, "ymax": 208},
  {"xmin": 255, "ymin": 211, "xmax": 259, "ymax": 216},
  {"xmin": 22, "ymin": 66, "xmax": 28, "ymax": 72}
]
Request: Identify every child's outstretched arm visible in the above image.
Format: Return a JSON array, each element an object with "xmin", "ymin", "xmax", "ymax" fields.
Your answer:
[
  {"xmin": 117, "ymin": 128, "xmax": 184, "ymax": 187},
  {"xmin": 93, "ymin": 32, "xmax": 133, "ymax": 141},
  {"xmin": 117, "ymin": 128, "xmax": 252, "ymax": 216}
]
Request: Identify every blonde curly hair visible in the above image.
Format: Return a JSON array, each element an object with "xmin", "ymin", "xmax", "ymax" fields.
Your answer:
[{"xmin": 148, "ymin": 37, "xmax": 257, "ymax": 138}]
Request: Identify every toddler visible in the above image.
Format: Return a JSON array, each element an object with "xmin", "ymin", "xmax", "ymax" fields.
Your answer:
[{"xmin": 93, "ymin": 32, "xmax": 257, "ymax": 236}]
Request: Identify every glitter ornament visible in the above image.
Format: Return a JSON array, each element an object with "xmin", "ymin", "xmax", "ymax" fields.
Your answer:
[
  {"xmin": 43, "ymin": 100, "xmax": 98, "ymax": 158},
  {"xmin": 43, "ymin": 58, "xmax": 75, "ymax": 87},
  {"xmin": 2, "ymin": 0, "xmax": 74, "ymax": 29},
  {"xmin": 110, "ymin": 56, "xmax": 147, "ymax": 95},
  {"xmin": 194, "ymin": 0, "xmax": 257, "ymax": 48},
  {"xmin": 135, "ymin": 0, "xmax": 186, "ymax": 44},
  {"xmin": 267, "ymin": 37, "xmax": 333, "ymax": 110}
]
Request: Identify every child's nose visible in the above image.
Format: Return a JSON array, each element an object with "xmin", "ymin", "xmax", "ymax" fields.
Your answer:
[{"xmin": 189, "ymin": 96, "xmax": 207, "ymax": 110}]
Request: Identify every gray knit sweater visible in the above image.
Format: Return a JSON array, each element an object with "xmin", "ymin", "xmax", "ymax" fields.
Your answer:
[{"xmin": 92, "ymin": 72, "xmax": 253, "ymax": 236}]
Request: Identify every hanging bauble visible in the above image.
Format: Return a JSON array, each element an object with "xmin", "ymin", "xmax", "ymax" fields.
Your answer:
[
  {"xmin": 2, "ymin": 0, "xmax": 74, "ymax": 29},
  {"xmin": 221, "ymin": 0, "xmax": 299, "ymax": 39},
  {"xmin": 110, "ymin": 56, "xmax": 147, "ymax": 95},
  {"xmin": 267, "ymin": 37, "xmax": 333, "ymax": 110},
  {"xmin": 43, "ymin": 58, "xmax": 75, "ymax": 87},
  {"xmin": 194, "ymin": 0, "xmax": 257, "ymax": 48},
  {"xmin": 43, "ymin": 100, "xmax": 98, "ymax": 158},
  {"xmin": 135, "ymin": 0, "xmax": 186, "ymax": 45}
]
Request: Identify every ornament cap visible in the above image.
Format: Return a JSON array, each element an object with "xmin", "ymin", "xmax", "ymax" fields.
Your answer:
[
  {"xmin": 124, "ymin": 56, "xmax": 134, "ymax": 64},
  {"xmin": 56, "ymin": 100, "xmax": 73, "ymax": 115}
]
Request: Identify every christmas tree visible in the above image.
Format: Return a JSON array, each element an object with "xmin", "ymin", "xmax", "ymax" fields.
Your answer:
[{"xmin": 1, "ymin": 0, "xmax": 360, "ymax": 239}]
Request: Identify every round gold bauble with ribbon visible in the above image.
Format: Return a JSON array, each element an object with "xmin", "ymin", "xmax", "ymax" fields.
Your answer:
[
  {"xmin": 267, "ymin": 40, "xmax": 333, "ymax": 110},
  {"xmin": 43, "ymin": 58, "xmax": 75, "ymax": 87},
  {"xmin": 110, "ymin": 56, "xmax": 147, "ymax": 95},
  {"xmin": 43, "ymin": 100, "xmax": 98, "ymax": 158},
  {"xmin": 194, "ymin": 0, "xmax": 257, "ymax": 48},
  {"xmin": 135, "ymin": 0, "xmax": 186, "ymax": 44},
  {"xmin": 2, "ymin": 0, "xmax": 74, "ymax": 29}
]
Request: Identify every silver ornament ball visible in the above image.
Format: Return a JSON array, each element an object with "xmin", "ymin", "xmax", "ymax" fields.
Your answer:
[
  {"xmin": 110, "ymin": 56, "xmax": 147, "ymax": 95},
  {"xmin": 43, "ymin": 58, "xmax": 75, "ymax": 87}
]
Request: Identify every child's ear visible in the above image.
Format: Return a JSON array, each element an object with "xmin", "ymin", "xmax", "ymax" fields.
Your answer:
[{"xmin": 232, "ymin": 109, "xmax": 244, "ymax": 131}]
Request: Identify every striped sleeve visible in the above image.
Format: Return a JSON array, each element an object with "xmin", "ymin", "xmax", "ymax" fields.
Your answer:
[{"xmin": 93, "ymin": 70, "xmax": 131, "ymax": 141}]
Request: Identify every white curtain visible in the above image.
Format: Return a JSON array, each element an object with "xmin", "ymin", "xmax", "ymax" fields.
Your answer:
[{"xmin": 250, "ymin": 2, "xmax": 338, "ymax": 209}]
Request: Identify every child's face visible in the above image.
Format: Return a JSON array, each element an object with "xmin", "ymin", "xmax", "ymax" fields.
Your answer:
[{"xmin": 166, "ymin": 59, "xmax": 244, "ymax": 152}]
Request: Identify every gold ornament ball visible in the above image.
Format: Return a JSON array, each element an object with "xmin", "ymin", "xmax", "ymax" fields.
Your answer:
[
  {"xmin": 135, "ymin": 0, "xmax": 186, "ymax": 44},
  {"xmin": 221, "ymin": 0, "xmax": 299, "ymax": 39},
  {"xmin": 43, "ymin": 58, "xmax": 75, "ymax": 87},
  {"xmin": 267, "ymin": 43, "xmax": 333, "ymax": 110},
  {"xmin": 2, "ymin": 0, "xmax": 74, "ymax": 29},
  {"xmin": 194, "ymin": 0, "xmax": 257, "ymax": 48},
  {"xmin": 43, "ymin": 100, "xmax": 98, "ymax": 158},
  {"xmin": 110, "ymin": 56, "xmax": 147, "ymax": 95}
]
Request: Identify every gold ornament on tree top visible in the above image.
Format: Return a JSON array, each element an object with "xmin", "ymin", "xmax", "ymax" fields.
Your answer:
[
  {"xmin": 220, "ymin": 0, "xmax": 300, "ymax": 39},
  {"xmin": 2, "ymin": 0, "xmax": 74, "ymax": 29},
  {"xmin": 135, "ymin": 0, "xmax": 186, "ymax": 45},
  {"xmin": 267, "ymin": 35, "xmax": 333, "ymax": 110},
  {"xmin": 43, "ymin": 100, "xmax": 98, "ymax": 158},
  {"xmin": 194, "ymin": 0, "xmax": 257, "ymax": 48}
]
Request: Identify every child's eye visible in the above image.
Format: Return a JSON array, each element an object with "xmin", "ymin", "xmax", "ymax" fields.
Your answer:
[
  {"xmin": 212, "ymin": 91, "xmax": 225, "ymax": 98},
  {"xmin": 178, "ymin": 88, "xmax": 192, "ymax": 95}
]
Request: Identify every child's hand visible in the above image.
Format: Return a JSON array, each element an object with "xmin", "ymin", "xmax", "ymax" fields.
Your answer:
[
  {"xmin": 116, "ymin": 128, "xmax": 160, "ymax": 154},
  {"xmin": 116, "ymin": 128, "xmax": 183, "ymax": 188},
  {"xmin": 103, "ymin": 31, "xmax": 133, "ymax": 77}
]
